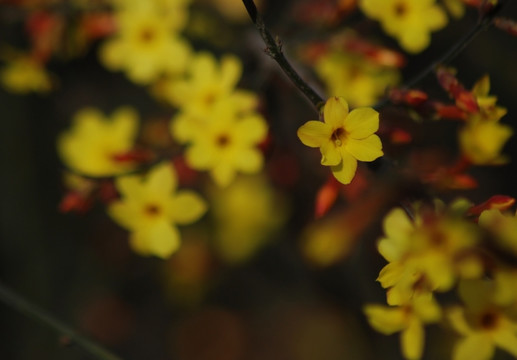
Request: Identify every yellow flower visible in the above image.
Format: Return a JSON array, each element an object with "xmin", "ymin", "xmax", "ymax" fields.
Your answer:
[
  {"xmin": 364, "ymin": 293, "xmax": 442, "ymax": 360},
  {"xmin": 315, "ymin": 50, "xmax": 400, "ymax": 107},
  {"xmin": 108, "ymin": 162, "xmax": 207, "ymax": 258},
  {"xmin": 99, "ymin": 7, "xmax": 191, "ymax": 84},
  {"xmin": 377, "ymin": 201, "xmax": 481, "ymax": 305},
  {"xmin": 479, "ymin": 209, "xmax": 517, "ymax": 256},
  {"xmin": 110, "ymin": 0, "xmax": 191, "ymax": 28},
  {"xmin": 459, "ymin": 75, "xmax": 512, "ymax": 165},
  {"xmin": 1, "ymin": 55, "xmax": 52, "ymax": 94},
  {"xmin": 359, "ymin": 0, "xmax": 447, "ymax": 53},
  {"xmin": 448, "ymin": 279, "xmax": 517, "ymax": 360},
  {"xmin": 459, "ymin": 118, "xmax": 512, "ymax": 165},
  {"xmin": 170, "ymin": 98, "xmax": 268, "ymax": 187},
  {"xmin": 155, "ymin": 52, "xmax": 257, "ymax": 116},
  {"xmin": 297, "ymin": 96, "xmax": 383, "ymax": 184},
  {"xmin": 57, "ymin": 107, "xmax": 138, "ymax": 177},
  {"xmin": 210, "ymin": 175, "xmax": 287, "ymax": 264}
]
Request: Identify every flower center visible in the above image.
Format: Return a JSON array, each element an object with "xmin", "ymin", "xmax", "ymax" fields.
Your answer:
[
  {"xmin": 216, "ymin": 134, "xmax": 231, "ymax": 147},
  {"xmin": 479, "ymin": 310, "xmax": 500, "ymax": 330},
  {"xmin": 394, "ymin": 1, "xmax": 408, "ymax": 16},
  {"xmin": 144, "ymin": 204, "xmax": 161, "ymax": 216},
  {"xmin": 139, "ymin": 28, "xmax": 156, "ymax": 43},
  {"xmin": 331, "ymin": 127, "xmax": 347, "ymax": 147}
]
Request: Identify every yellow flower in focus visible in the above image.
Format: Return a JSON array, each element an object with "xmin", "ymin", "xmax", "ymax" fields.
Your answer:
[
  {"xmin": 210, "ymin": 175, "xmax": 287, "ymax": 264},
  {"xmin": 99, "ymin": 8, "xmax": 191, "ymax": 84},
  {"xmin": 156, "ymin": 52, "xmax": 257, "ymax": 116},
  {"xmin": 479, "ymin": 209, "xmax": 517, "ymax": 256},
  {"xmin": 170, "ymin": 98, "xmax": 268, "ymax": 187},
  {"xmin": 359, "ymin": 0, "xmax": 447, "ymax": 53},
  {"xmin": 108, "ymin": 162, "xmax": 207, "ymax": 258},
  {"xmin": 1, "ymin": 55, "xmax": 52, "ymax": 94},
  {"xmin": 377, "ymin": 201, "xmax": 481, "ymax": 305},
  {"xmin": 448, "ymin": 279, "xmax": 517, "ymax": 360},
  {"xmin": 57, "ymin": 107, "xmax": 138, "ymax": 177},
  {"xmin": 364, "ymin": 293, "xmax": 441, "ymax": 360},
  {"xmin": 297, "ymin": 97, "xmax": 383, "ymax": 185},
  {"xmin": 315, "ymin": 50, "xmax": 400, "ymax": 107}
]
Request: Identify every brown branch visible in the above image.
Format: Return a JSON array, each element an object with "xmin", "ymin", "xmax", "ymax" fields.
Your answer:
[{"xmin": 242, "ymin": 0, "xmax": 324, "ymax": 110}]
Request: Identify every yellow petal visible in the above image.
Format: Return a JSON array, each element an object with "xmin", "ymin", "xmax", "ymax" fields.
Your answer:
[
  {"xmin": 234, "ymin": 114, "xmax": 268, "ymax": 144},
  {"xmin": 377, "ymin": 262, "xmax": 404, "ymax": 288},
  {"xmin": 453, "ymin": 334, "xmax": 493, "ymax": 360},
  {"xmin": 212, "ymin": 163, "xmax": 235, "ymax": 187},
  {"xmin": 108, "ymin": 200, "xmax": 140, "ymax": 230},
  {"xmin": 493, "ymin": 328, "xmax": 517, "ymax": 357},
  {"xmin": 170, "ymin": 191, "xmax": 207, "ymax": 225},
  {"xmin": 323, "ymin": 96, "xmax": 349, "ymax": 128},
  {"xmin": 345, "ymin": 135, "xmax": 383, "ymax": 162},
  {"xmin": 115, "ymin": 174, "xmax": 142, "ymax": 198},
  {"xmin": 220, "ymin": 55, "xmax": 242, "ymax": 91},
  {"xmin": 472, "ymin": 75, "xmax": 490, "ymax": 98},
  {"xmin": 380, "ymin": 208, "xmax": 413, "ymax": 261},
  {"xmin": 363, "ymin": 305, "xmax": 406, "ymax": 334},
  {"xmin": 401, "ymin": 317, "xmax": 424, "ymax": 360},
  {"xmin": 320, "ymin": 141, "xmax": 341, "ymax": 166},
  {"xmin": 130, "ymin": 221, "xmax": 180, "ymax": 259},
  {"xmin": 344, "ymin": 107, "xmax": 379, "ymax": 139},
  {"xmin": 330, "ymin": 150, "xmax": 357, "ymax": 184},
  {"xmin": 186, "ymin": 142, "xmax": 215, "ymax": 169},
  {"xmin": 297, "ymin": 121, "xmax": 332, "ymax": 148},
  {"xmin": 145, "ymin": 162, "xmax": 176, "ymax": 196},
  {"xmin": 235, "ymin": 148, "xmax": 264, "ymax": 173},
  {"xmin": 447, "ymin": 307, "xmax": 473, "ymax": 336}
]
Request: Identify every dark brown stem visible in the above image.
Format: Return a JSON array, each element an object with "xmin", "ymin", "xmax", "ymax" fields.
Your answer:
[{"xmin": 242, "ymin": 0, "xmax": 324, "ymax": 110}]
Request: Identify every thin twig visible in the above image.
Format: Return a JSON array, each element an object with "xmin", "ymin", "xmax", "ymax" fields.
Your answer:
[
  {"xmin": 242, "ymin": 0, "xmax": 324, "ymax": 110},
  {"xmin": 0, "ymin": 282, "xmax": 122, "ymax": 360}
]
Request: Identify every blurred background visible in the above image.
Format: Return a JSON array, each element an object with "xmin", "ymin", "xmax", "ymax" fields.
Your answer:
[{"xmin": 1, "ymin": 0, "xmax": 517, "ymax": 359}]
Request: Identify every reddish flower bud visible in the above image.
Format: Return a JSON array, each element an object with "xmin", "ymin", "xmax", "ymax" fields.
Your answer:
[
  {"xmin": 494, "ymin": 17, "xmax": 517, "ymax": 37},
  {"xmin": 315, "ymin": 175, "xmax": 340, "ymax": 218},
  {"xmin": 468, "ymin": 195, "xmax": 516, "ymax": 216},
  {"xmin": 389, "ymin": 88, "xmax": 428, "ymax": 106},
  {"xmin": 436, "ymin": 67, "xmax": 479, "ymax": 113}
]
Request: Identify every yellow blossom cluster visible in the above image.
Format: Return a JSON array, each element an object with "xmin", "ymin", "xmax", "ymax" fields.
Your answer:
[
  {"xmin": 364, "ymin": 199, "xmax": 483, "ymax": 359},
  {"xmin": 358, "ymin": 0, "xmax": 448, "ymax": 53},
  {"xmin": 99, "ymin": 0, "xmax": 192, "ymax": 84},
  {"xmin": 166, "ymin": 53, "xmax": 268, "ymax": 187},
  {"xmin": 315, "ymin": 50, "xmax": 400, "ymax": 107},
  {"xmin": 459, "ymin": 75, "xmax": 513, "ymax": 165}
]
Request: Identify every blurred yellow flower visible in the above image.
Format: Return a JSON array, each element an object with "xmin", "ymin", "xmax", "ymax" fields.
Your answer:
[
  {"xmin": 301, "ymin": 213, "xmax": 355, "ymax": 267},
  {"xmin": 57, "ymin": 107, "xmax": 138, "ymax": 177},
  {"xmin": 459, "ymin": 76, "xmax": 512, "ymax": 165},
  {"xmin": 156, "ymin": 52, "xmax": 257, "ymax": 116},
  {"xmin": 108, "ymin": 162, "xmax": 207, "ymax": 258},
  {"xmin": 315, "ymin": 50, "xmax": 399, "ymax": 107},
  {"xmin": 99, "ymin": 7, "xmax": 191, "ymax": 84},
  {"xmin": 448, "ymin": 279, "xmax": 517, "ymax": 360},
  {"xmin": 377, "ymin": 201, "xmax": 481, "ymax": 305},
  {"xmin": 210, "ymin": 175, "xmax": 287, "ymax": 264},
  {"xmin": 170, "ymin": 98, "xmax": 267, "ymax": 187},
  {"xmin": 1, "ymin": 55, "xmax": 52, "ymax": 94},
  {"xmin": 297, "ymin": 96, "xmax": 383, "ymax": 184},
  {"xmin": 359, "ymin": 0, "xmax": 447, "ymax": 53},
  {"xmin": 479, "ymin": 209, "xmax": 517, "ymax": 256},
  {"xmin": 364, "ymin": 293, "xmax": 441, "ymax": 360}
]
